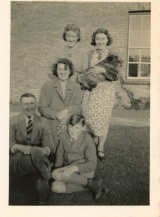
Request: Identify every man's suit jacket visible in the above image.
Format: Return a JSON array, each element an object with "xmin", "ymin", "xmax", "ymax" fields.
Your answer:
[
  {"xmin": 10, "ymin": 113, "xmax": 55, "ymax": 168},
  {"xmin": 55, "ymin": 130, "xmax": 97, "ymax": 175}
]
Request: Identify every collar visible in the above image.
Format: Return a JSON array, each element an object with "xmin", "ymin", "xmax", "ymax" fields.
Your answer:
[
  {"xmin": 96, "ymin": 48, "xmax": 109, "ymax": 54},
  {"xmin": 71, "ymin": 136, "xmax": 78, "ymax": 142},
  {"xmin": 53, "ymin": 77, "xmax": 73, "ymax": 90},
  {"xmin": 64, "ymin": 45, "xmax": 79, "ymax": 54},
  {"xmin": 24, "ymin": 114, "xmax": 34, "ymax": 125}
]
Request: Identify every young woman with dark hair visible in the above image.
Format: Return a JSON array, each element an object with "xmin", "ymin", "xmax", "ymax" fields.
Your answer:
[{"xmin": 82, "ymin": 28, "xmax": 120, "ymax": 161}]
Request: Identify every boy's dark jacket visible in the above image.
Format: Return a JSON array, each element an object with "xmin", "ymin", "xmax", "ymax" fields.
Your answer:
[{"xmin": 55, "ymin": 130, "xmax": 97, "ymax": 174}]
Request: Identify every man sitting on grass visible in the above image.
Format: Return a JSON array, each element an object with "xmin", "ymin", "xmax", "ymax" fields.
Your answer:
[
  {"xmin": 10, "ymin": 93, "xmax": 55, "ymax": 205},
  {"xmin": 51, "ymin": 114, "xmax": 105, "ymax": 200}
]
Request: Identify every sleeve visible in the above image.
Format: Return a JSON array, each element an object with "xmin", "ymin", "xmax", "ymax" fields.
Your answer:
[
  {"xmin": 77, "ymin": 135, "xmax": 97, "ymax": 174},
  {"xmin": 9, "ymin": 117, "xmax": 17, "ymax": 154},
  {"xmin": 41, "ymin": 119, "xmax": 56, "ymax": 158},
  {"xmin": 81, "ymin": 49, "xmax": 89, "ymax": 71},
  {"xmin": 11, "ymin": 145, "xmax": 17, "ymax": 154},
  {"xmin": 66, "ymin": 84, "xmax": 82, "ymax": 115},
  {"xmin": 54, "ymin": 136, "xmax": 65, "ymax": 168},
  {"xmin": 38, "ymin": 82, "xmax": 58, "ymax": 119}
]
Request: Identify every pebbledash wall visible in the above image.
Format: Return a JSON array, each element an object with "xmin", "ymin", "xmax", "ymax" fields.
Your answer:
[{"xmin": 10, "ymin": 2, "xmax": 150, "ymax": 103}]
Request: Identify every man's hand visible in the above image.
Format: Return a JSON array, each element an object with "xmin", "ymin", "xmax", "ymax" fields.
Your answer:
[
  {"xmin": 12, "ymin": 144, "xmax": 32, "ymax": 155},
  {"xmin": 57, "ymin": 109, "xmax": 68, "ymax": 121},
  {"xmin": 87, "ymin": 66, "xmax": 105, "ymax": 77}
]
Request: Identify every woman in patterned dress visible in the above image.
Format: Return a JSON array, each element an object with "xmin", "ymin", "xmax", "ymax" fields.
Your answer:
[{"xmin": 82, "ymin": 28, "xmax": 117, "ymax": 161}]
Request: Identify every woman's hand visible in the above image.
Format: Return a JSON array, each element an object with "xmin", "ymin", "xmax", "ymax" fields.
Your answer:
[
  {"xmin": 57, "ymin": 109, "xmax": 68, "ymax": 121},
  {"xmin": 87, "ymin": 66, "xmax": 105, "ymax": 77},
  {"xmin": 60, "ymin": 114, "xmax": 71, "ymax": 124}
]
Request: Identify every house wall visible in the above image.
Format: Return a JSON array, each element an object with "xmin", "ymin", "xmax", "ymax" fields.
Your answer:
[{"xmin": 10, "ymin": 2, "xmax": 150, "ymax": 103}]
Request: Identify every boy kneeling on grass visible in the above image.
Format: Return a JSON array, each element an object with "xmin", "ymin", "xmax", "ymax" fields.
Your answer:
[{"xmin": 51, "ymin": 114, "xmax": 107, "ymax": 200}]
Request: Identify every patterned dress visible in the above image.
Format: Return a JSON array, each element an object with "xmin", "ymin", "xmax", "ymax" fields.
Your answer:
[{"xmin": 82, "ymin": 49, "xmax": 115, "ymax": 136}]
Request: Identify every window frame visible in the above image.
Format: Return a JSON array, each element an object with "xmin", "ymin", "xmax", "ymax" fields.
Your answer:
[{"xmin": 127, "ymin": 11, "xmax": 151, "ymax": 82}]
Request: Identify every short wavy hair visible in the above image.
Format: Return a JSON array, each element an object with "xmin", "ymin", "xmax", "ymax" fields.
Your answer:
[
  {"xmin": 63, "ymin": 24, "xmax": 81, "ymax": 42},
  {"xmin": 91, "ymin": 28, "xmax": 113, "ymax": 46},
  {"xmin": 69, "ymin": 114, "xmax": 85, "ymax": 127},
  {"xmin": 20, "ymin": 93, "xmax": 35, "ymax": 101},
  {"xmin": 52, "ymin": 58, "xmax": 74, "ymax": 77}
]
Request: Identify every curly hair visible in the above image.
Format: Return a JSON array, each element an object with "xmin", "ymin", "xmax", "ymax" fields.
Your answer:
[
  {"xmin": 52, "ymin": 58, "xmax": 74, "ymax": 77},
  {"xmin": 62, "ymin": 24, "xmax": 81, "ymax": 42},
  {"xmin": 91, "ymin": 28, "xmax": 113, "ymax": 46}
]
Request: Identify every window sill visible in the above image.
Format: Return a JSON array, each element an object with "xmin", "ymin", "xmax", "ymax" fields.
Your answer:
[{"xmin": 124, "ymin": 80, "xmax": 150, "ymax": 85}]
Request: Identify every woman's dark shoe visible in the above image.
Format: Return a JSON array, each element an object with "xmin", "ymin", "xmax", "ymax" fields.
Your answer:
[
  {"xmin": 97, "ymin": 151, "xmax": 105, "ymax": 161},
  {"xmin": 96, "ymin": 145, "xmax": 105, "ymax": 161}
]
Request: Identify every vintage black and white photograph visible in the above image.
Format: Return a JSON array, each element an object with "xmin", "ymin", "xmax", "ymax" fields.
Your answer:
[
  {"xmin": 8, "ymin": 1, "xmax": 152, "ymax": 207},
  {"xmin": 0, "ymin": 0, "xmax": 159, "ymax": 215}
]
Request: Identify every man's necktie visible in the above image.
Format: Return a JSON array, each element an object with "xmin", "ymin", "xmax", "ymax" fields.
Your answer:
[
  {"xmin": 26, "ymin": 117, "xmax": 33, "ymax": 134},
  {"xmin": 71, "ymin": 138, "xmax": 75, "ymax": 145}
]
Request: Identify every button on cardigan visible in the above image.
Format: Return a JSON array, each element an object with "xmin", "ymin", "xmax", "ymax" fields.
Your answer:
[{"xmin": 53, "ymin": 46, "xmax": 88, "ymax": 73}]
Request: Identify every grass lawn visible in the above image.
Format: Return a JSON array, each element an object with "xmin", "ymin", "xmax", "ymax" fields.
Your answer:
[{"xmin": 10, "ymin": 125, "xmax": 149, "ymax": 206}]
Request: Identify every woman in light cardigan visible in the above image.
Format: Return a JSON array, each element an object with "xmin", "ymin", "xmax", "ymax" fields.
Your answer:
[{"xmin": 49, "ymin": 24, "xmax": 88, "ymax": 81}]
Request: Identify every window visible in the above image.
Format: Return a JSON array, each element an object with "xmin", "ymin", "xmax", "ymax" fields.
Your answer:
[{"xmin": 127, "ymin": 12, "xmax": 151, "ymax": 80}]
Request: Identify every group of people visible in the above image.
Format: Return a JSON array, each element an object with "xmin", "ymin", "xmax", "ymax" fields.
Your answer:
[{"xmin": 9, "ymin": 24, "xmax": 120, "ymax": 205}]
